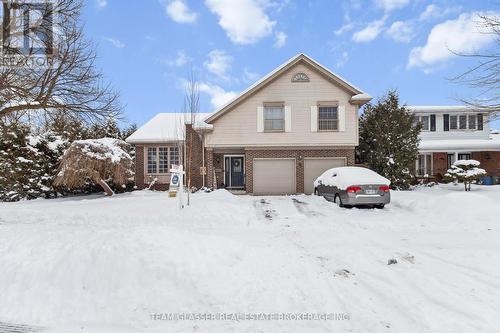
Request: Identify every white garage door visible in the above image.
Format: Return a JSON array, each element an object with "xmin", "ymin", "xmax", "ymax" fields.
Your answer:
[
  {"xmin": 253, "ymin": 159, "xmax": 296, "ymax": 195},
  {"xmin": 304, "ymin": 158, "xmax": 346, "ymax": 194}
]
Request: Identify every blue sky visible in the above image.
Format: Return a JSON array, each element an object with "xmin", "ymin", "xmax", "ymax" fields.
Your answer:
[{"xmin": 82, "ymin": 0, "xmax": 499, "ymax": 129}]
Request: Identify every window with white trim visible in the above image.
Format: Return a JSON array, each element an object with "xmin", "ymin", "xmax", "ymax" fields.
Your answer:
[
  {"xmin": 468, "ymin": 114, "xmax": 477, "ymax": 130},
  {"xmin": 414, "ymin": 115, "xmax": 430, "ymax": 131},
  {"xmin": 147, "ymin": 146, "xmax": 180, "ymax": 174},
  {"xmin": 318, "ymin": 106, "xmax": 338, "ymax": 131},
  {"xmin": 264, "ymin": 105, "xmax": 284, "ymax": 131},
  {"xmin": 450, "ymin": 114, "xmax": 481, "ymax": 131},
  {"xmin": 416, "ymin": 154, "xmax": 432, "ymax": 177},
  {"xmin": 147, "ymin": 147, "xmax": 157, "ymax": 174}
]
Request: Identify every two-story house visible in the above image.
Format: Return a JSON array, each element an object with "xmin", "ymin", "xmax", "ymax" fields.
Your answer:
[
  {"xmin": 408, "ymin": 106, "xmax": 500, "ymax": 180},
  {"xmin": 126, "ymin": 54, "xmax": 372, "ymax": 194}
]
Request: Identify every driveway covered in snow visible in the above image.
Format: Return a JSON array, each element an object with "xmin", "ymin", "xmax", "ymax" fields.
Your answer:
[{"xmin": 1, "ymin": 185, "xmax": 499, "ymax": 332}]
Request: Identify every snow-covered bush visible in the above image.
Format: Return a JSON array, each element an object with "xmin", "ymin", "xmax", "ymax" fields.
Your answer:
[
  {"xmin": 444, "ymin": 160, "xmax": 486, "ymax": 191},
  {"xmin": 0, "ymin": 120, "xmax": 70, "ymax": 201},
  {"xmin": 359, "ymin": 90, "xmax": 421, "ymax": 190},
  {"xmin": 54, "ymin": 138, "xmax": 133, "ymax": 196}
]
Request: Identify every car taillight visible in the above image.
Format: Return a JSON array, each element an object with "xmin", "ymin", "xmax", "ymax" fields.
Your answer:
[
  {"xmin": 346, "ymin": 186, "xmax": 362, "ymax": 193},
  {"xmin": 379, "ymin": 185, "xmax": 390, "ymax": 192}
]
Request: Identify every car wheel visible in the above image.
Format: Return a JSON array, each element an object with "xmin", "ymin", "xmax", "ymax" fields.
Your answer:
[
  {"xmin": 334, "ymin": 194, "xmax": 344, "ymax": 208},
  {"xmin": 375, "ymin": 204, "xmax": 385, "ymax": 209},
  {"xmin": 314, "ymin": 188, "xmax": 319, "ymax": 196}
]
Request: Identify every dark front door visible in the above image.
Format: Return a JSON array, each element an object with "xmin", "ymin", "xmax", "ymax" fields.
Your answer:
[{"xmin": 225, "ymin": 156, "xmax": 245, "ymax": 188}]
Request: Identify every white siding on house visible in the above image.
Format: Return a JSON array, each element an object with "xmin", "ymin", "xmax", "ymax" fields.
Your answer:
[
  {"xmin": 205, "ymin": 63, "xmax": 358, "ymax": 147},
  {"xmin": 414, "ymin": 112, "xmax": 490, "ymax": 141}
]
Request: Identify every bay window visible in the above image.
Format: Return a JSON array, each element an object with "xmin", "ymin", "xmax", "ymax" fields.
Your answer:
[{"xmin": 147, "ymin": 146, "xmax": 180, "ymax": 174}]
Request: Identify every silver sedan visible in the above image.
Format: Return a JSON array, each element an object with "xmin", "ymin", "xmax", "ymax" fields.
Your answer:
[{"xmin": 314, "ymin": 167, "xmax": 391, "ymax": 209}]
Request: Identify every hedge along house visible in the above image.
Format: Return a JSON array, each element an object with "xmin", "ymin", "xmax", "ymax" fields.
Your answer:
[
  {"xmin": 127, "ymin": 54, "xmax": 372, "ymax": 194},
  {"xmin": 408, "ymin": 106, "xmax": 500, "ymax": 181}
]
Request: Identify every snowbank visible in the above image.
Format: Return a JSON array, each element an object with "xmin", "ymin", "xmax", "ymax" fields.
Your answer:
[{"xmin": 1, "ymin": 185, "xmax": 500, "ymax": 332}]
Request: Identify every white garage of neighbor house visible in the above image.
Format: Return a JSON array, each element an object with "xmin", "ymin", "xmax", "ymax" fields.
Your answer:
[{"xmin": 127, "ymin": 54, "xmax": 372, "ymax": 194}]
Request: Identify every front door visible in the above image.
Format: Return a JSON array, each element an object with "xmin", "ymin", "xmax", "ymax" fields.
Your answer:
[{"xmin": 225, "ymin": 156, "xmax": 245, "ymax": 188}]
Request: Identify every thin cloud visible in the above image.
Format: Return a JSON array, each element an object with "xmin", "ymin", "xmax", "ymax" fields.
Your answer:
[
  {"xmin": 408, "ymin": 12, "xmax": 497, "ymax": 71},
  {"xmin": 163, "ymin": 0, "xmax": 198, "ymax": 24},
  {"xmin": 385, "ymin": 20, "xmax": 414, "ymax": 43},
  {"xmin": 96, "ymin": 0, "xmax": 107, "ymax": 8},
  {"xmin": 103, "ymin": 37, "xmax": 125, "ymax": 48},
  {"xmin": 274, "ymin": 31, "xmax": 287, "ymax": 48},
  {"xmin": 205, "ymin": 0, "xmax": 276, "ymax": 44},
  {"xmin": 204, "ymin": 50, "xmax": 233, "ymax": 80},
  {"xmin": 352, "ymin": 16, "xmax": 387, "ymax": 43},
  {"xmin": 164, "ymin": 50, "xmax": 191, "ymax": 67}
]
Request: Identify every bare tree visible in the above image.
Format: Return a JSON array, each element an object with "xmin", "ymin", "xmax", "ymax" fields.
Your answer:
[
  {"xmin": 0, "ymin": 0, "xmax": 121, "ymax": 123},
  {"xmin": 451, "ymin": 14, "xmax": 500, "ymax": 118},
  {"xmin": 183, "ymin": 70, "xmax": 200, "ymax": 204}
]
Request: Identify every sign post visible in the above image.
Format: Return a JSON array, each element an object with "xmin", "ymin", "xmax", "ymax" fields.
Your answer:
[{"xmin": 169, "ymin": 164, "xmax": 185, "ymax": 209}]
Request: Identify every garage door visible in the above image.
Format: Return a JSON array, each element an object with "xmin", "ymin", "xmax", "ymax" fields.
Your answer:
[
  {"xmin": 304, "ymin": 158, "xmax": 346, "ymax": 194},
  {"xmin": 253, "ymin": 159, "xmax": 296, "ymax": 195}
]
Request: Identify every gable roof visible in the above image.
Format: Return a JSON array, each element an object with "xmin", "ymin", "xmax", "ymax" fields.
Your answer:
[
  {"xmin": 205, "ymin": 53, "xmax": 370, "ymax": 123},
  {"xmin": 126, "ymin": 112, "xmax": 212, "ymax": 144}
]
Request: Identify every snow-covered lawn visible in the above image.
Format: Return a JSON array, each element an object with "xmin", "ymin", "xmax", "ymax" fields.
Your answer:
[{"xmin": 1, "ymin": 185, "xmax": 500, "ymax": 333}]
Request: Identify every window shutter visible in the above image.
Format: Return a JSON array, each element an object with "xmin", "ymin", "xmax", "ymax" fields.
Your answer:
[
  {"xmin": 478, "ymin": 113, "xmax": 484, "ymax": 130},
  {"xmin": 257, "ymin": 106, "xmax": 264, "ymax": 132},
  {"xmin": 443, "ymin": 114, "xmax": 449, "ymax": 131},
  {"xmin": 284, "ymin": 106, "xmax": 292, "ymax": 132},
  {"xmin": 338, "ymin": 105, "xmax": 346, "ymax": 131},
  {"xmin": 310, "ymin": 106, "xmax": 318, "ymax": 132},
  {"xmin": 430, "ymin": 114, "xmax": 436, "ymax": 132}
]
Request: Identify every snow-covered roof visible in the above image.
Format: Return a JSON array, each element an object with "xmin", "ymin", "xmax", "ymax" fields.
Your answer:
[
  {"xmin": 350, "ymin": 93, "xmax": 372, "ymax": 104},
  {"xmin": 126, "ymin": 113, "xmax": 212, "ymax": 144},
  {"xmin": 419, "ymin": 133, "xmax": 500, "ymax": 152},
  {"xmin": 206, "ymin": 53, "xmax": 369, "ymax": 123},
  {"xmin": 407, "ymin": 105, "xmax": 494, "ymax": 113}
]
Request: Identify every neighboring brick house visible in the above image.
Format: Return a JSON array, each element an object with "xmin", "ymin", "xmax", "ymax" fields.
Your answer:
[
  {"xmin": 127, "ymin": 53, "xmax": 372, "ymax": 194},
  {"xmin": 408, "ymin": 106, "xmax": 500, "ymax": 181}
]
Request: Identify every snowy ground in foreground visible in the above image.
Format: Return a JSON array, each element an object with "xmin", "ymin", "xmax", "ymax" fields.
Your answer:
[{"xmin": 1, "ymin": 185, "xmax": 500, "ymax": 333}]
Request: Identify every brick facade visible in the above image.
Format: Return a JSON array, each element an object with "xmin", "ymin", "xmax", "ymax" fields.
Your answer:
[
  {"xmin": 472, "ymin": 151, "xmax": 500, "ymax": 178},
  {"xmin": 185, "ymin": 124, "xmax": 206, "ymax": 190},
  {"xmin": 429, "ymin": 151, "xmax": 500, "ymax": 181},
  {"xmin": 245, "ymin": 148, "xmax": 355, "ymax": 193}
]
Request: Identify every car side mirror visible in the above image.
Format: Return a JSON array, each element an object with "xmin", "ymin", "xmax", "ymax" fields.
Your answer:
[{"xmin": 318, "ymin": 180, "xmax": 323, "ymax": 185}]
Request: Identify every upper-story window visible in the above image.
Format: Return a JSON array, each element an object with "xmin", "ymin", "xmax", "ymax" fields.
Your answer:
[
  {"xmin": 318, "ymin": 106, "xmax": 338, "ymax": 131},
  {"xmin": 415, "ymin": 115, "xmax": 430, "ymax": 131},
  {"xmin": 264, "ymin": 105, "xmax": 284, "ymax": 131},
  {"xmin": 147, "ymin": 146, "xmax": 180, "ymax": 174},
  {"xmin": 449, "ymin": 114, "xmax": 481, "ymax": 131}
]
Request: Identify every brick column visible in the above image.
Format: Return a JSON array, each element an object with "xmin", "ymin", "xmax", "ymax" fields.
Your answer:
[
  {"xmin": 134, "ymin": 145, "xmax": 145, "ymax": 189},
  {"xmin": 206, "ymin": 148, "xmax": 214, "ymax": 188},
  {"xmin": 185, "ymin": 124, "xmax": 204, "ymax": 189}
]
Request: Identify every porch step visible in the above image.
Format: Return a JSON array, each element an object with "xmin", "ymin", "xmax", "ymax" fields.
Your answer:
[{"xmin": 227, "ymin": 189, "xmax": 247, "ymax": 195}]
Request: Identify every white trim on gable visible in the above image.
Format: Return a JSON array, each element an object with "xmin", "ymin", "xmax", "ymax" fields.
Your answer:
[{"xmin": 205, "ymin": 53, "xmax": 371, "ymax": 124}]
